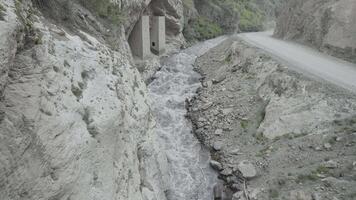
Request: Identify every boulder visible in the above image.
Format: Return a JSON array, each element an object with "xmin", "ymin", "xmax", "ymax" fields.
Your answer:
[
  {"xmin": 214, "ymin": 129, "xmax": 223, "ymax": 136},
  {"xmin": 213, "ymin": 141, "xmax": 224, "ymax": 151},
  {"xmin": 232, "ymin": 191, "xmax": 247, "ymax": 200},
  {"xmin": 237, "ymin": 160, "xmax": 257, "ymax": 178},
  {"xmin": 210, "ymin": 160, "xmax": 223, "ymax": 171},
  {"xmin": 324, "ymin": 160, "xmax": 338, "ymax": 169},
  {"xmin": 289, "ymin": 190, "xmax": 312, "ymax": 200}
]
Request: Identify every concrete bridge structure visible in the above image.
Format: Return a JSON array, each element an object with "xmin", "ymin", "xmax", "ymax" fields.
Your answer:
[
  {"xmin": 150, "ymin": 16, "xmax": 166, "ymax": 55},
  {"xmin": 129, "ymin": 15, "xmax": 166, "ymax": 59}
]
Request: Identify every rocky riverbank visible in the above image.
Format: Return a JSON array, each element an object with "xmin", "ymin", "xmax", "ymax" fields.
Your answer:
[{"xmin": 187, "ymin": 36, "xmax": 356, "ymax": 199}]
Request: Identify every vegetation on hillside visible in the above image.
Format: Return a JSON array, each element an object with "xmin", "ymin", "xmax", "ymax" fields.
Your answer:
[
  {"xmin": 183, "ymin": 0, "xmax": 195, "ymax": 9},
  {"xmin": 239, "ymin": 4, "xmax": 264, "ymax": 31},
  {"xmin": 78, "ymin": 0, "xmax": 125, "ymax": 24},
  {"xmin": 184, "ymin": 0, "xmax": 270, "ymax": 43},
  {"xmin": 211, "ymin": 0, "xmax": 264, "ymax": 32},
  {"xmin": 184, "ymin": 16, "xmax": 223, "ymax": 41}
]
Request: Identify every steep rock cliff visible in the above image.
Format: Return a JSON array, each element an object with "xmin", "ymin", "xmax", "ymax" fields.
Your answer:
[
  {"xmin": 0, "ymin": 0, "xmax": 178, "ymax": 199},
  {"xmin": 275, "ymin": 0, "xmax": 356, "ymax": 63}
]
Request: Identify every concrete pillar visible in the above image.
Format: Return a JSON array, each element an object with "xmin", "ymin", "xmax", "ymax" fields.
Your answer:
[
  {"xmin": 213, "ymin": 183, "xmax": 223, "ymax": 200},
  {"xmin": 150, "ymin": 16, "xmax": 166, "ymax": 55},
  {"xmin": 129, "ymin": 16, "xmax": 151, "ymax": 59}
]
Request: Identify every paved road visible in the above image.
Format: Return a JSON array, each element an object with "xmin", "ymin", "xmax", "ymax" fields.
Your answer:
[{"xmin": 238, "ymin": 31, "xmax": 356, "ymax": 93}]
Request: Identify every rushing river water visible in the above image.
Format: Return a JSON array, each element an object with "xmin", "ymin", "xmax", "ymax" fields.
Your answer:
[{"xmin": 148, "ymin": 37, "xmax": 226, "ymax": 200}]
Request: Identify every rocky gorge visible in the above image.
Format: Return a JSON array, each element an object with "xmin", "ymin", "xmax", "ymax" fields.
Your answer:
[{"xmin": 1, "ymin": 0, "xmax": 356, "ymax": 200}]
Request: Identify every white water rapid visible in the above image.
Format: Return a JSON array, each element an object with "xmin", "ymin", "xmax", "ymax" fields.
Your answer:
[{"xmin": 148, "ymin": 37, "xmax": 226, "ymax": 200}]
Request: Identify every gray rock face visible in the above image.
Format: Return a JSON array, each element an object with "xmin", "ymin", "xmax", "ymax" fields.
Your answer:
[
  {"xmin": 275, "ymin": 0, "xmax": 356, "ymax": 63},
  {"xmin": 0, "ymin": 0, "xmax": 169, "ymax": 199}
]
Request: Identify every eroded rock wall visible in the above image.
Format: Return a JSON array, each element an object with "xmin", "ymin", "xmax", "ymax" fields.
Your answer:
[
  {"xmin": 0, "ymin": 0, "xmax": 170, "ymax": 199},
  {"xmin": 275, "ymin": 0, "xmax": 356, "ymax": 63}
]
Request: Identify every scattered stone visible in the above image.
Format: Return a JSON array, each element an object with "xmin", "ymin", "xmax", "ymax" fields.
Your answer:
[
  {"xmin": 324, "ymin": 143, "xmax": 332, "ymax": 150},
  {"xmin": 324, "ymin": 160, "xmax": 338, "ymax": 169},
  {"xmin": 231, "ymin": 184, "xmax": 241, "ymax": 191},
  {"xmin": 196, "ymin": 121, "xmax": 206, "ymax": 128},
  {"xmin": 312, "ymin": 193, "xmax": 321, "ymax": 200},
  {"xmin": 51, "ymin": 28, "xmax": 66, "ymax": 36},
  {"xmin": 249, "ymin": 188, "xmax": 260, "ymax": 200},
  {"xmin": 290, "ymin": 190, "xmax": 312, "ymax": 200},
  {"xmin": 198, "ymin": 117, "xmax": 207, "ymax": 122},
  {"xmin": 196, "ymin": 128, "xmax": 204, "ymax": 134},
  {"xmin": 322, "ymin": 177, "xmax": 349, "ymax": 189},
  {"xmin": 315, "ymin": 146, "xmax": 322, "ymax": 151},
  {"xmin": 200, "ymin": 102, "xmax": 213, "ymax": 110},
  {"xmin": 223, "ymin": 127, "xmax": 233, "ymax": 131},
  {"xmin": 192, "ymin": 107, "xmax": 199, "ymax": 112},
  {"xmin": 210, "ymin": 160, "xmax": 223, "ymax": 171},
  {"xmin": 213, "ymin": 75, "xmax": 226, "ymax": 84},
  {"xmin": 202, "ymin": 81, "xmax": 213, "ymax": 88},
  {"xmin": 230, "ymin": 148, "xmax": 241, "ymax": 155},
  {"xmin": 226, "ymin": 175, "xmax": 239, "ymax": 184},
  {"xmin": 214, "ymin": 129, "xmax": 223, "ymax": 136},
  {"xmin": 213, "ymin": 141, "xmax": 224, "ymax": 151},
  {"xmin": 237, "ymin": 160, "xmax": 257, "ymax": 178},
  {"xmin": 222, "ymin": 108, "xmax": 234, "ymax": 115},
  {"xmin": 220, "ymin": 168, "xmax": 233, "ymax": 176},
  {"xmin": 212, "ymin": 110, "xmax": 219, "ymax": 116},
  {"xmin": 232, "ymin": 191, "xmax": 246, "ymax": 200}
]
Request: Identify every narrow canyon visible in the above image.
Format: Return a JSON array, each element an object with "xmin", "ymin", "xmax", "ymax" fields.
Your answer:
[{"xmin": 0, "ymin": 0, "xmax": 356, "ymax": 200}]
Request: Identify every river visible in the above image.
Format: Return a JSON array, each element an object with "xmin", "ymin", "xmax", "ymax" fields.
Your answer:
[{"xmin": 148, "ymin": 37, "xmax": 226, "ymax": 200}]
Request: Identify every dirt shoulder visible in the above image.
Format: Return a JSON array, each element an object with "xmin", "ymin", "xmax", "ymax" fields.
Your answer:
[{"xmin": 187, "ymin": 36, "xmax": 356, "ymax": 200}]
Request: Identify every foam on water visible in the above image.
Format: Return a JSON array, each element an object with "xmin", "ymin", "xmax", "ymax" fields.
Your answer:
[{"xmin": 148, "ymin": 37, "xmax": 226, "ymax": 200}]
